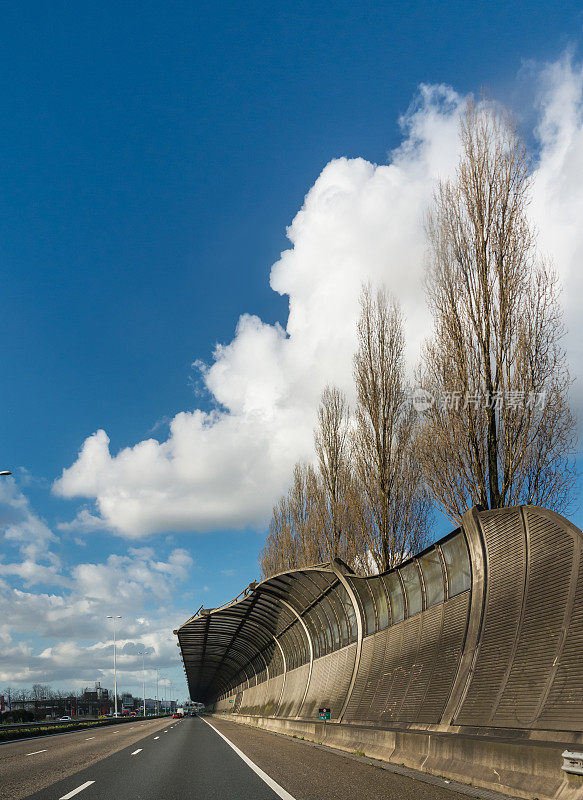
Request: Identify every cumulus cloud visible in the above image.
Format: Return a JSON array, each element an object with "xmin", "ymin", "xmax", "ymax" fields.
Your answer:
[
  {"xmin": 0, "ymin": 482, "xmax": 194, "ymax": 687},
  {"xmin": 0, "ymin": 480, "xmax": 58, "ymax": 562},
  {"xmin": 54, "ymin": 58, "xmax": 583, "ymax": 538},
  {"xmin": 530, "ymin": 54, "xmax": 583, "ymax": 394},
  {"xmin": 0, "ymin": 469, "xmax": 193, "ymax": 691}
]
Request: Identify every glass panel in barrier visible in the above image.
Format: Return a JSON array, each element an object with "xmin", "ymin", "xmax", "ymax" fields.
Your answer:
[
  {"xmin": 336, "ymin": 583, "xmax": 358, "ymax": 643},
  {"xmin": 441, "ymin": 532, "xmax": 471, "ymax": 597},
  {"xmin": 328, "ymin": 590, "xmax": 350, "ymax": 647},
  {"xmin": 349, "ymin": 578, "xmax": 376, "ymax": 636},
  {"xmin": 369, "ymin": 576, "xmax": 389, "ymax": 630},
  {"xmin": 383, "ymin": 571, "xmax": 404, "ymax": 623},
  {"xmin": 400, "ymin": 562, "xmax": 422, "ymax": 617},
  {"xmin": 419, "ymin": 548, "xmax": 445, "ymax": 608}
]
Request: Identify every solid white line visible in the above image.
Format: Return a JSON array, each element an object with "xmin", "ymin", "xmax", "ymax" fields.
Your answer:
[
  {"xmin": 59, "ymin": 781, "xmax": 95, "ymax": 799},
  {"xmin": 26, "ymin": 749, "xmax": 47, "ymax": 755},
  {"xmin": 131, "ymin": 749, "xmax": 142, "ymax": 755},
  {"xmin": 201, "ymin": 717, "xmax": 297, "ymax": 800}
]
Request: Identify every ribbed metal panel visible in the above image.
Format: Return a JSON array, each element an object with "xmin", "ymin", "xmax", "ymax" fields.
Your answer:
[
  {"xmin": 493, "ymin": 509, "xmax": 575, "ymax": 726},
  {"xmin": 374, "ymin": 623, "xmax": 403, "ymax": 722},
  {"xmin": 276, "ymin": 663, "xmax": 310, "ymax": 718},
  {"xmin": 361, "ymin": 624, "xmax": 391, "ymax": 720},
  {"xmin": 301, "ymin": 643, "xmax": 357, "ymax": 720},
  {"xmin": 418, "ymin": 591, "xmax": 470, "ymax": 722},
  {"xmin": 455, "ymin": 507, "xmax": 526, "ymax": 725},
  {"xmin": 238, "ymin": 681, "xmax": 267, "ymax": 714},
  {"xmin": 385, "ymin": 615, "xmax": 421, "ymax": 722},
  {"xmin": 342, "ymin": 631, "xmax": 377, "ymax": 721},
  {"xmin": 260, "ymin": 674, "xmax": 285, "ymax": 716},
  {"xmin": 399, "ymin": 604, "xmax": 442, "ymax": 721},
  {"xmin": 537, "ymin": 529, "xmax": 583, "ymax": 730}
]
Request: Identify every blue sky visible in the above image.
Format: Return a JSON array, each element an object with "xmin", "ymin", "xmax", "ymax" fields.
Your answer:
[{"xmin": 1, "ymin": 2, "xmax": 582, "ymax": 699}]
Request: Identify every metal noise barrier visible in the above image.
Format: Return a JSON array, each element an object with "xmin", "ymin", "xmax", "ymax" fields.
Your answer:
[{"xmin": 176, "ymin": 505, "xmax": 583, "ymax": 736}]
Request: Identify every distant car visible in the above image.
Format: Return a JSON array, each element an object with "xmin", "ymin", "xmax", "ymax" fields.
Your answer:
[
  {"xmin": 59, "ymin": 716, "xmax": 72, "ymax": 721},
  {"xmin": 172, "ymin": 713, "xmax": 181, "ymax": 718}
]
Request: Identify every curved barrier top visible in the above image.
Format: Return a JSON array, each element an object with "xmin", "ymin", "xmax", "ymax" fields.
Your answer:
[{"xmin": 175, "ymin": 505, "xmax": 583, "ymax": 733}]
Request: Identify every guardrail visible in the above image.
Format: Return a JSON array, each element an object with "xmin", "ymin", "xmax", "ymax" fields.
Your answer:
[{"xmin": 0, "ymin": 714, "xmax": 172, "ymax": 743}]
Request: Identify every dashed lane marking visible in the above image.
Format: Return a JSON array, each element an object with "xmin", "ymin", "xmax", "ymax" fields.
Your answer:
[
  {"xmin": 131, "ymin": 749, "xmax": 142, "ymax": 755},
  {"xmin": 59, "ymin": 781, "xmax": 95, "ymax": 799},
  {"xmin": 26, "ymin": 750, "xmax": 47, "ymax": 755},
  {"xmin": 154, "ymin": 736, "xmax": 160, "ymax": 740},
  {"xmin": 201, "ymin": 718, "xmax": 298, "ymax": 800},
  {"xmin": 85, "ymin": 737, "xmax": 95, "ymax": 740}
]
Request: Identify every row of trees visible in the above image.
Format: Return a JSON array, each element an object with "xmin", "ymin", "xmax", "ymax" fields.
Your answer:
[
  {"xmin": 260, "ymin": 101, "xmax": 576, "ymax": 578},
  {"xmin": 3, "ymin": 684, "xmax": 77, "ymax": 703}
]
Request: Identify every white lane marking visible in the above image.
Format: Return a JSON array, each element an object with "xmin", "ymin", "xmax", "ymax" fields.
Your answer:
[
  {"xmin": 201, "ymin": 717, "xmax": 297, "ymax": 800},
  {"xmin": 154, "ymin": 736, "xmax": 160, "ymax": 740},
  {"xmin": 85, "ymin": 736, "xmax": 95, "ymax": 740},
  {"xmin": 26, "ymin": 749, "xmax": 48, "ymax": 755},
  {"xmin": 131, "ymin": 749, "xmax": 142, "ymax": 755},
  {"xmin": 163, "ymin": 730, "xmax": 168, "ymax": 733},
  {"xmin": 59, "ymin": 781, "xmax": 95, "ymax": 799}
]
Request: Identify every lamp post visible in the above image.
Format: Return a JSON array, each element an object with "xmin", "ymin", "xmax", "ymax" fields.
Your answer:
[
  {"xmin": 106, "ymin": 616, "xmax": 122, "ymax": 716},
  {"xmin": 155, "ymin": 668, "xmax": 159, "ymax": 716},
  {"xmin": 137, "ymin": 650, "xmax": 146, "ymax": 717}
]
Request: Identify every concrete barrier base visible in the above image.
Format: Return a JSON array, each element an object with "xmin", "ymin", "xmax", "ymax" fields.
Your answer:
[{"xmin": 211, "ymin": 714, "xmax": 583, "ymax": 800}]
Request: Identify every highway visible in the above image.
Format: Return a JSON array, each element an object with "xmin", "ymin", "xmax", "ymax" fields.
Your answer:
[{"xmin": 2, "ymin": 715, "xmax": 480, "ymax": 800}]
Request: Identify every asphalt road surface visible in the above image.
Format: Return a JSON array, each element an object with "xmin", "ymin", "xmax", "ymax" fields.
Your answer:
[{"xmin": 2, "ymin": 715, "xmax": 479, "ymax": 800}]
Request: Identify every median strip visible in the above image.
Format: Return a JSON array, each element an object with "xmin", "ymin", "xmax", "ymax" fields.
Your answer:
[{"xmin": 59, "ymin": 781, "xmax": 95, "ymax": 799}]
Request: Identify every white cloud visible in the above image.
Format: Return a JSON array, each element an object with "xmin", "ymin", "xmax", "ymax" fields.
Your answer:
[
  {"xmin": 0, "ymin": 541, "xmax": 194, "ymax": 687},
  {"xmin": 0, "ymin": 480, "xmax": 58, "ymax": 563},
  {"xmin": 53, "ymin": 59, "xmax": 583, "ymax": 539},
  {"xmin": 530, "ymin": 54, "xmax": 583, "ymax": 401},
  {"xmin": 1, "ymin": 561, "xmax": 69, "ymax": 589}
]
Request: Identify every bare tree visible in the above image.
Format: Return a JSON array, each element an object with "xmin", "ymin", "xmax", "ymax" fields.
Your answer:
[
  {"xmin": 260, "ymin": 463, "xmax": 324, "ymax": 577},
  {"xmin": 287, "ymin": 462, "xmax": 323, "ymax": 566},
  {"xmin": 314, "ymin": 386, "xmax": 357, "ymax": 562},
  {"xmin": 353, "ymin": 285, "xmax": 430, "ymax": 572},
  {"xmin": 418, "ymin": 100, "xmax": 576, "ymax": 523},
  {"xmin": 260, "ymin": 496, "xmax": 295, "ymax": 578}
]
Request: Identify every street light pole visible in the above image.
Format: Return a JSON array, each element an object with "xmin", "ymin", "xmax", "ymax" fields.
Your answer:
[
  {"xmin": 106, "ymin": 616, "xmax": 122, "ymax": 716},
  {"xmin": 138, "ymin": 650, "xmax": 146, "ymax": 717},
  {"xmin": 155, "ymin": 668, "xmax": 159, "ymax": 716}
]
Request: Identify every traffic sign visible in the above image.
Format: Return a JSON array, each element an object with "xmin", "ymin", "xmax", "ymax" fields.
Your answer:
[{"xmin": 318, "ymin": 707, "xmax": 331, "ymax": 721}]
